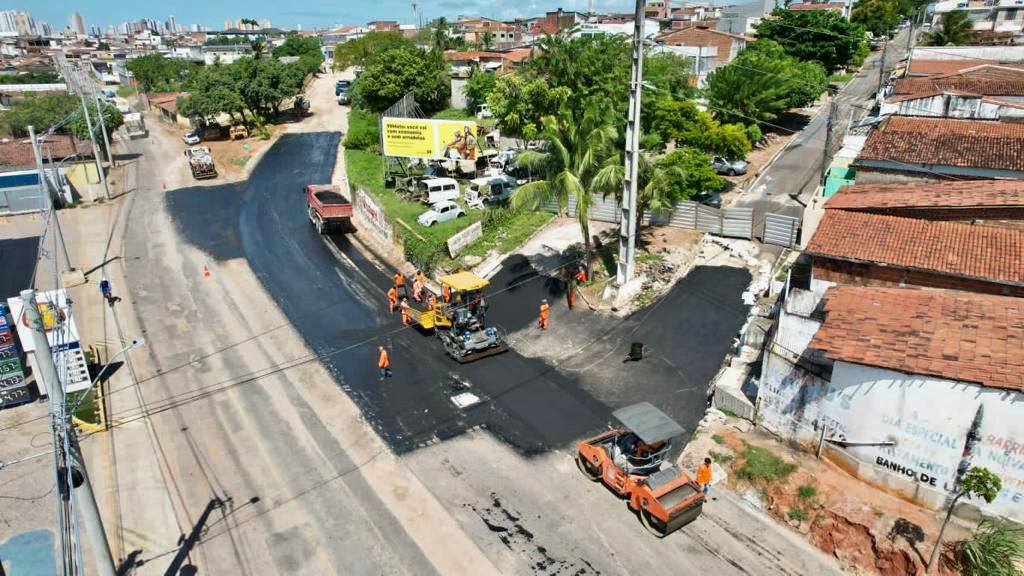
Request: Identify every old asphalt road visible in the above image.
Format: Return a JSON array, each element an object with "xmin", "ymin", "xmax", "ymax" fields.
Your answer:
[
  {"xmin": 146, "ymin": 129, "xmax": 840, "ymax": 574},
  {"xmin": 737, "ymin": 27, "xmax": 911, "ymax": 238}
]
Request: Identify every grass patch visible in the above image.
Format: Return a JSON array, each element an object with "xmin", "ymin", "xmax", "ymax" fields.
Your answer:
[
  {"xmin": 787, "ymin": 508, "xmax": 808, "ymax": 522},
  {"xmin": 719, "ymin": 407, "xmax": 737, "ymax": 418},
  {"xmin": 797, "ymin": 484, "xmax": 817, "ymax": 500},
  {"xmin": 736, "ymin": 442, "xmax": 797, "ymax": 484},
  {"xmin": 66, "ymin": 391, "xmax": 98, "ymax": 425},
  {"xmin": 709, "ymin": 450, "xmax": 733, "ymax": 464},
  {"xmin": 828, "ymin": 72, "xmax": 854, "ymax": 83},
  {"xmin": 117, "ymin": 85, "xmax": 137, "ymax": 98},
  {"xmin": 230, "ymin": 155, "xmax": 251, "ymax": 167},
  {"xmin": 432, "ymin": 107, "xmax": 497, "ymax": 129},
  {"xmin": 711, "ymin": 434, "xmax": 725, "ymax": 445},
  {"xmin": 461, "ymin": 209, "xmax": 553, "ymax": 258},
  {"xmin": 636, "ymin": 252, "xmax": 663, "ymax": 264},
  {"xmin": 956, "ymin": 519, "xmax": 1024, "ymax": 576}
]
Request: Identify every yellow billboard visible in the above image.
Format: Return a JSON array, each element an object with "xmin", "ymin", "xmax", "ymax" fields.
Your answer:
[{"xmin": 381, "ymin": 118, "xmax": 480, "ymax": 160}]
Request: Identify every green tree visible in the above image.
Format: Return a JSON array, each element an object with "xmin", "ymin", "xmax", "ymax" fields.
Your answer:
[
  {"xmin": 513, "ymin": 110, "xmax": 617, "ymax": 276},
  {"xmin": 851, "ymin": 0, "xmax": 902, "ymax": 38},
  {"xmin": 525, "ymin": 33, "xmax": 632, "ymax": 119},
  {"xmin": 706, "ymin": 40, "xmax": 828, "ymax": 126},
  {"xmin": 0, "ymin": 93, "xmax": 78, "ymax": 137},
  {"xmin": 754, "ymin": 9, "xmax": 868, "ymax": 71},
  {"xmin": 96, "ymin": 42, "xmax": 110, "ymax": 51},
  {"xmin": 272, "ymin": 33, "xmax": 322, "ymax": 59},
  {"xmin": 479, "ymin": 30, "xmax": 495, "ymax": 51},
  {"xmin": 464, "ymin": 69, "xmax": 498, "ymax": 112},
  {"xmin": 233, "ymin": 58, "xmax": 305, "ymax": 117},
  {"xmin": 68, "ymin": 100, "xmax": 123, "ymax": 143},
  {"xmin": 922, "ymin": 10, "xmax": 975, "ymax": 46},
  {"xmin": 658, "ymin": 148, "xmax": 727, "ymax": 201},
  {"xmin": 956, "ymin": 519, "xmax": 1024, "ymax": 576},
  {"xmin": 353, "ymin": 45, "xmax": 450, "ymax": 114},
  {"xmin": 927, "ymin": 467, "xmax": 1002, "ymax": 573},
  {"xmin": 644, "ymin": 51, "xmax": 696, "ymax": 100},
  {"xmin": 1, "ymin": 70, "xmax": 59, "ymax": 84},
  {"xmin": 592, "ymin": 151, "xmax": 686, "ymax": 228},
  {"xmin": 250, "ymin": 38, "xmax": 267, "ymax": 60},
  {"xmin": 126, "ymin": 53, "xmax": 197, "ymax": 92},
  {"xmin": 486, "ymin": 74, "xmax": 570, "ymax": 144},
  {"xmin": 178, "ymin": 64, "xmax": 246, "ymax": 123},
  {"xmin": 333, "ymin": 32, "xmax": 411, "ymax": 70},
  {"xmin": 432, "ymin": 17, "xmax": 462, "ymax": 51},
  {"xmin": 649, "ymin": 99, "xmax": 752, "ymax": 158}
]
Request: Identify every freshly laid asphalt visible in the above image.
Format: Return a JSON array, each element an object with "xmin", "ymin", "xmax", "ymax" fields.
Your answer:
[{"xmin": 167, "ymin": 133, "xmax": 750, "ymax": 454}]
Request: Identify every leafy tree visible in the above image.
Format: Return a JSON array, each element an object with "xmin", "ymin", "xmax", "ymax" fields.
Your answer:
[
  {"xmin": 333, "ymin": 32, "xmax": 410, "ymax": 70},
  {"xmin": 956, "ymin": 519, "xmax": 1024, "ymax": 576},
  {"xmin": 486, "ymin": 74, "xmax": 570, "ymax": 144},
  {"xmin": 96, "ymin": 42, "xmax": 110, "ymax": 51},
  {"xmin": 658, "ymin": 149, "xmax": 727, "ymax": 201},
  {"xmin": 233, "ymin": 58, "xmax": 305, "ymax": 117},
  {"xmin": 649, "ymin": 99, "xmax": 752, "ymax": 158},
  {"xmin": 644, "ymin": 52, "xmax": 697, "ymax": 100},
  {"xmin": 250, "ymin": 38, "xmax": 267, "ymax": 60},
  {"xmin": 927, "ymin": 467, "xmax": 1002, "ymax": 572},
  {"xmin": 706, "ymin": 40, "xmax": 827, "ymax": 126},
  {"xmin": 273, "ymin": 33, "xmax": 322, "ymax": 60},
  {"xmin": 1, "ymin": 93, "xmax": 78, "ymax": 137},
  {"xmin": 922, "ymin": 10, "xmax": 975, "ymax": 46},
  {"xmin": 1, "ymin": 70, "xmax": 60, "ymax": 84},
  {"xmin": 525, "ymin": 33, "xmax": 632, "ymax": 119},
  {"xmin": 851, "ymin": 0, "xmax": 902, "ymax": 38},
  {"xmin": 593, "ymin": 151, "xmax": 685, "ymax": 228},
  {"xmin": 513, "ymin": 110, "xmax": 617, "ymax": 277},
  {"xmin": 432, "ymin": 18, "xmax": 464, "ymax": 51},
  {"xmin": 178, "ymin": 64, "xmax": 246, "ymax": 123},
  {"xmin": 126, "ymin": 53, "xmax": 197, "ymax": 92},
  {"xmin": 464, "ymin": 69, "xmax": 497, "ymax": 112},
  {"xmin": 754, "ymin": 9, "xmax": 868, "ymax": 71},
  {"xmin": 353, "ymin": 45, "xmax": 450, "ymax": 115},
  {"xmin": 68, "ymin": 100, "xmax": 123, "ymax": 143},
  {"xmin": 479, "ymin": 30, "xmax": 495, "ymax": 51}
]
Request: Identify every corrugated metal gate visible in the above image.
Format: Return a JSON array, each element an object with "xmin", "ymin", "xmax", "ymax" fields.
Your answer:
[
  {"xmin": 588, "ymin": 193, "xmax": 619, "ymax": 223},
  {"xmin": 695, "ymin": 204, "xmax": 721, "ymax": 234},
  {"xmin": 763, "ymin": 213, "xmax": 801, "ymax": 247},
  {"xmin": 722, "ymin": 207, "xmax": 754, "ymax": 240}
]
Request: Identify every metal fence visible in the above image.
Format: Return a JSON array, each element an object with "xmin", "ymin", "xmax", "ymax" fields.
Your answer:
[
  {"xmin": 722, "ymin": 208, "xmax": 754, "ymax": 240},
  {"xmin": 763, "ymin": 213, "xmax": 801, "ymax": 248}
]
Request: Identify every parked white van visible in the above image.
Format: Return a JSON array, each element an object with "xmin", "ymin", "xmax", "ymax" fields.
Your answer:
[{"xmin": 416, "ymin": 177, "xmax": 461, "ymax": 205}]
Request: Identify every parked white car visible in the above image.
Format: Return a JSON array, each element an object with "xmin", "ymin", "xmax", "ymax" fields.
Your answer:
[
  {"xmin": 476, "ymin": 104, "xmax": 493, "ymax": 119},
  {"xmin": 182, "ymin": 131, "xmax": 201, "ymax": 145},
  {"xmin": 417, "ymin": 200, "xmax": 465, "ymax": 227}
]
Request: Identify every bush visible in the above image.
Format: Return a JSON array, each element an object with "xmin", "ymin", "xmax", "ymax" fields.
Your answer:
[
  {"xmin": 711, "ymin": 434, "xmax": 725, "ymax": 445},
  {"xmin": 344, "ymin": 108, "xmax": 381, "ymax": 152},
  {"xmin": 787, "ymin": 508, "xmax": 807, "ymax": 522},
  {"xmin": 736, "ymin": 442, "xmax": 797, "ymax": 484},
  {"xmin": 957, "ymin": 519, "xmax": 1024, "ymax": 576},
  {"xmin": 797, "ymin": 484, "xmax": 817, "ymax": 500},
  {"xmin": 402, "ymin": 232, "xmax": 445, "ymax": 275}
]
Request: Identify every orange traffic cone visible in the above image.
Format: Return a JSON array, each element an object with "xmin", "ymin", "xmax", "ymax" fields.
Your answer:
[{"xmin": 203, "ymin": 265, "xmax": 210, "ymax": 278}]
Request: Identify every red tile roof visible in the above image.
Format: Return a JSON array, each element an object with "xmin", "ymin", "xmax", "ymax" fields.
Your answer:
[
  {"xmin": 788, "ymin": 2, "xmax": 846, "ymax": 9},
  {"xmin": 0, "ymin": 134, "xmax": 92, "ymax": 170},
  {"xmin": 825, "ymin": 180, "xmax": 1024, "ymax": 210},
  {"xmin": 807, "ymin": 210, "xmax": 1024, "ymax": 285},
  {"xmin": 892, "ymin": 65, "xmax": 1024, "ymax": 97},
  {"xmin": 908, "ymin": 59, "xmax": 999, "ymax": 76},
  {"xmin": 858, "ymin": 117, "xmax": 1024, "ymax": 172},
  {"xmin": 810, "ymin": 287, "xmax": 1024, "ymax": 391},
  {"xmin": 442, "ymin": 50, "xmax": 503, "ymax": 61}
]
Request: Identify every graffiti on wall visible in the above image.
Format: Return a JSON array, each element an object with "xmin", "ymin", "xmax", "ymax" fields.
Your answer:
[{"xmin": 759, "ymin": 350, "xmax": 850, "ymax": 443}]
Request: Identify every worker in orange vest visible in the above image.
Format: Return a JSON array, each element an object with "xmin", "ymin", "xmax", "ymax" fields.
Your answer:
[
  {"xmin": 386, "ymin": 286, "xmax": 398, "ymax": 313},
  {"xmin": 415, "ymin": 270, "xmax": 426, "ymax": 288},
  {"xmin": 394, "ymin": 271, "xmax": 405, "ymax": 299},
  {"xmin": 400, "ymin": 298, "xmax": 411, "ymax": 326},
  {"xmin": 575, "ymin": 266, "xmax": 587, "ymax": 284},
  {"xmin": 697, "ymin": 457, "xmax": 713, "ymax": 497},
  {"xmin": 568, "ymin": 266, "xmax": 587, "ymax": 310},
  {"xmin": 426, "ymin": 291, "xmax": 437, "ymax": 311},
  {"xmin": 377, "ymin": 346, "xmax": 391, "ymax": 379},
  {"xmin": 442, "ymin": 283, "xmax": 452, "ymax": 303},
  {"xmin": 413, "ymin": 277, "xmax": 424, "ymax": 302},
  {"xmin": 538, "ymin": 298, "xmax": 549, "ymax": 330}
]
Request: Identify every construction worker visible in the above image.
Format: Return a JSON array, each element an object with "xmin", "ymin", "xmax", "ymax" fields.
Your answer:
[
  {"xmin": 413, "ymin": 276, "xmax": 424, "ymax": 303},
  {"xmin": 377, "ymin": 346, "xmax": 391, "ymax": 379},
  {"xmin": 538, "ymin": 298, "xmax": 549, "ymax": 330},
  {"xmin": 415, "ymin": 269, "xmax": 426, "ymax": 289},
  {"xmin": 426, "ymin": 291, "xmax": 437, "ymax": 311},
  {"xmin": 697, "ymin": 457, "xmax": 713, "ymax": 497},
  {"xmin": 442, "ymin": 283, "xmax": 452, "ymax": 303},
  {"xmin": 575, "ymin": 266, "xmax": 587, "ymax": 284},
  {"xmin": 400, "ymin": 298, "xmax": 411, "ymax": 326},
  {"xmin": 386, "ymin": 286, "xmax": 398, "ymax": 313},
  {"xmin": 394, "ymin": 271, "xmax": 406, "ymax": 299}
]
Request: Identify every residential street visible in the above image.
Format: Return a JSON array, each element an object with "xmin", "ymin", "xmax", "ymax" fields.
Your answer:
[{"xmin": 736, "ymin": 28, "xmax": 911, "ymax": 236}]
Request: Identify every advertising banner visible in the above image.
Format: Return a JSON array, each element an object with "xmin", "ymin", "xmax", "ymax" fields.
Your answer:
[{"xmin": 381, "ymin": 118, "xmax": 479, "ymax": 160}]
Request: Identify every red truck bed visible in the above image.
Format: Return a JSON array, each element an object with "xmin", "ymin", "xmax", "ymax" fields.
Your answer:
[{"xmin": 306, "ymin": 184, "xmax": 353, "ymax": 234}]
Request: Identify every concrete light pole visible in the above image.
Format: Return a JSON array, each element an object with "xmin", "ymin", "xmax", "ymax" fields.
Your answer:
[{"xmin": 615, "ymin": 0, "xmax": 646, "ymax": 286}]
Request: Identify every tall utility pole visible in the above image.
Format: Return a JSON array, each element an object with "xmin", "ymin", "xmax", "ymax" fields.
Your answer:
[
  {"xmin": 876, "ymin": 39, "xmax": 889, "ymax": 103},
  {"xmin": 820, "ymin": 101, "xmax": 836, "ymax": 185},
  {"xmin": 615, "ymin": 0, "xmax": 646, "ymax": 286},
  {"xmin": 21, "ymin": 289, "xmax": 117, "ymax": 576},
  {"xmin": 92, "ymin": 92, "xmax": 115, "ymax": 168},
  {"xmin": 58, "ymin": 54, "xmax": 109, "ymax": 200},
  {"xmin": 28, "ymin": 125, "xmax": 73, "ymax": 270}
]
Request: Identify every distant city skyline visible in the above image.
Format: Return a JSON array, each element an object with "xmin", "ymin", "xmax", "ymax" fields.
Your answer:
[{"xmin": 13, "ymin": 0, "xmax": 645, "ymax": 34}]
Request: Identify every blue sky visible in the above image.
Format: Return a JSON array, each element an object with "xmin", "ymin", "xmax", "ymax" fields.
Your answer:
[{"xmin": 33, "ymin": 0, "xmax": 642, "ymax": 32}]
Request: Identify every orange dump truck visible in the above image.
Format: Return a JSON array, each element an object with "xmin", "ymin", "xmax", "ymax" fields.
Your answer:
[{"xmin": 306, "ymin": 184, "xmax": 353, "ymax": 234}]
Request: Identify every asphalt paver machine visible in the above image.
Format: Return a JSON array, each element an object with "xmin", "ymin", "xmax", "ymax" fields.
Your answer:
[
  {"xmin": 576, "ymin": 402, "xmax": 705, "ymax": 537},
  {"xmin": 406, "ymin": 271, "xmax": 509, "ymax": 363}
]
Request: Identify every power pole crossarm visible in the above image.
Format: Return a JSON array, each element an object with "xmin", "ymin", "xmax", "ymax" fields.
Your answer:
[{"xmin": 616, "ymin": 0, "xmax": 645, "ymax": 286}]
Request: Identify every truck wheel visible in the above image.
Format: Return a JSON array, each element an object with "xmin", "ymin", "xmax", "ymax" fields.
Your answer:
[
  {"xmin": 575, "ymin": 454, "xmax": 600, "ymax": 482},
  {"xmin": 640, "ymin": 508, "xmax": 670, "ymax": 538}
]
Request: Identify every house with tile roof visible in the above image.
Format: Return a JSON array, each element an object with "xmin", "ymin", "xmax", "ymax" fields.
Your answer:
[
  {"xmin": 853, "ymin": 117, "xmax": 1024, "ymax": 180},
  {"xmin": 757, "ymin": 284, "xmax": 1024, "ymax": 520},
  {"xmin": 657, "ymin": 25, "xmax": 751, "ymax": 73},
  {"xmin": 883, "ymin": 65, "xmax": 1024, "ymax": 120},
  {"xmin": 824, "ymin": 180, "xmax": 1024, "ymax": 227}
]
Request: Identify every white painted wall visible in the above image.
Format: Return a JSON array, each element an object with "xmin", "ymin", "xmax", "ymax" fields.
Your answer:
[{"xmin": 759, "ymin": 355, "xmax": 1024, "ymax": 520}]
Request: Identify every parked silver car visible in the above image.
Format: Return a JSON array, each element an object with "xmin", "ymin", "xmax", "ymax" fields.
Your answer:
[
  {"xmin": 182, "ymin": 131, "xmax": 201, "ymax": 145},
  {"xmin": 712, "ymin": 156, "xmax": 748, "ymax": 176},
  {"xmin": 417, "ymin": 200, "xmax": 465, "ymax": 227}
]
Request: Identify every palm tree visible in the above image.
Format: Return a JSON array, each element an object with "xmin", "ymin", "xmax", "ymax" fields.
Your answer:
[
  {"xmin": 923, "ymin": 10, "xmax": 974, "ymax": 46},
  {"xmin": 480, "ymin": 31, "xmax": 495, "ymax": 51},
  {"xmin": 433, "ymin": 18, "xmax": 452, "ymax": 51},
  {"xmin": 592, "ymin": 152, "xmax": 684, "ymax": 231},
  {"xmin": 250, "ymin": 37, "xmax": 267, "ymax": 60},
  {"xmin": 513, "ymin": 110, "xmax": 617, "ymax": 277}
]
